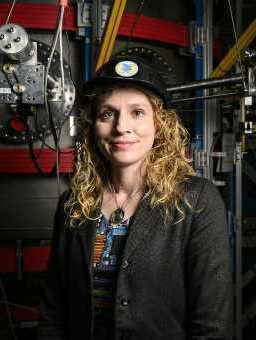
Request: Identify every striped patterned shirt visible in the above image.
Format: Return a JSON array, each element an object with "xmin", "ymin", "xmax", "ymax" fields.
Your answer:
[{"xmin": 92, "ymin": 213, "xmax": 131, "ymax": 339}]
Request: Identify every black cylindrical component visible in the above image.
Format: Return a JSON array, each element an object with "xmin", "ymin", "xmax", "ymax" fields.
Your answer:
[{"xmin": 167, "ymin": 74, "xmax": 244, "ymax": 93}]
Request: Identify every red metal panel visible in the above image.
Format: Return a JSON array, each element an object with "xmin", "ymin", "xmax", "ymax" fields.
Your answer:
[
  {"xmin": 0, "ymin": 247, "xmax": 16, "ymax": 272},
  {"xmin": 0, "ymin": 3, "xmax": 189, "ymax": 47},
  {"xmin": 24, "ymin": 246, "xmax": 51, "ymax": 272},
  {"xmin": 0, "ymin": 148, "xmax": 75, "ymax": 173},
  {"xmin": 0, "ymin": 246, "xmax": 48, "ymax": 321},
  {"xmin": 0, "ymin": 3, "xmax": 76, "ymax": 31},
  {"xmin": 0, "ymin": 246, "xmax": 51, "ymax": 272},
  {"xmin": 119, "ymin": 13, "xmax": 189, "ymax": 47},
  {"xmin": 0, "ymin": 306, "xmax": 40, "ymax": 321}
]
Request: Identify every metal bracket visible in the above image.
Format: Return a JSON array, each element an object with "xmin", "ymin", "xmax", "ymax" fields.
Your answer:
[
  {"xmin": 211, "ymin": 151, "xmax": 227, "ymax": 158},
  {"xmin": 244, "ymin": 121, "xmax": 253, "ymax": 134},
  {"xmin": 188, "ymin": 21, "xmax": 207, "ymax": 53},
  {"xmin": 245, "ymin": 96, "xmax": 253, "ymax": 106},
  {"xmin": 234, "ymin": 146, "xmax": 243, "ymax": 164},
  {"xmin": 76, "ymin": 2, "xmax": 91, "ymax": 37},
  {"xmin": 193, "ymin": 150, "xmax": 208, "ymax": 169},
  {"xmin": 76, "ymin": 2, "xmax": 110, "ymax": 39},
  {"xmin": 92, "ymin": 2, "xmax": 110, "ymax": 42},
  {"xmin": 248, "ymin": 66, "xmax": 256, "ymax": 96},
  {"xmin": 77, "ymin": 2, "xmax": 91, "ymax": 27}
]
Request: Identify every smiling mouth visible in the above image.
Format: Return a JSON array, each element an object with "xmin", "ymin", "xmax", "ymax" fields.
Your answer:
[{"xmin": 110, "ymin": 142, "xmax": 137, "ymax": 149}]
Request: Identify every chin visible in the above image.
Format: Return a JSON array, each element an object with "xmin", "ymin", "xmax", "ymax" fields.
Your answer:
[{"xmin": 109, "ymin": 156, "xmax": 146, "ymax": 168}]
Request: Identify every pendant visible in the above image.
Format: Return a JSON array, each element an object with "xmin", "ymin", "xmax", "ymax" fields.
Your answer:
[{"xmin": 110, "ymin": 208, "xmax": 125, "ymax": 225}]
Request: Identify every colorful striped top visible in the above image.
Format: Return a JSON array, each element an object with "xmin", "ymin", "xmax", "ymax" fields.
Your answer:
[{"xmin": 92, "ymin": 213, "xmax": 131, "ymax": 340}]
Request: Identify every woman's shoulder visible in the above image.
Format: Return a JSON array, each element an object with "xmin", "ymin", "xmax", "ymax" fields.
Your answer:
[
  {"xmin": 183, "ymin": 175, "xmax": 223, "ymax": 208},
  {"xmin": 183, "ymin": 175, "xmax": 225, "ymax": 215},
  {"xmin": 184, "ymin": 175, "xmax": 218, "ymax": 193},
  {"xmin": 183, "ymin": 175, "xmax": 209, "ymax": 195}
]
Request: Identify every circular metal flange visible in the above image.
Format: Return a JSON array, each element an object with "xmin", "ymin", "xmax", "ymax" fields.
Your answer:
[{"xmin": 0, "ymin": 23, "xmax": 35, "ymax": 62}]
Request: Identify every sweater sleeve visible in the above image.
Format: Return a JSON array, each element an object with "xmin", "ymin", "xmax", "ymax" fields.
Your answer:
[
  {"xmin": 37, "ymin": 192, "xmax": 69, "ymax": 340},
  {"xmin": 187, "ymin": 180, "xmax": 233, "ymax": 340}
]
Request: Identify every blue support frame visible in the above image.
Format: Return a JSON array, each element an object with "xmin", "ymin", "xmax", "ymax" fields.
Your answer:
[
  {"xmin": 194, "ymin": 0, "xmax": 204, "ymax": 174},
  {"xmin": 84, "ymin": 0, "xmax": 93, "ymax": 81}
]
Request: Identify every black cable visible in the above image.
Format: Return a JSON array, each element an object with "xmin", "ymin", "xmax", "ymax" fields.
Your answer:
[
  {"xmin": 226, "ymin": 0, "xmax": 247, "ymax": 90},
  {"xmin": 48, "ymin": 104, "xmax": 66, "ymax": 196},
  {"xmin": 36, "ymin": 127, "xmax": 74, "ymax": 154},
  {"xmin": 27, "ymin": 137, "xmax": 57, "ymax": 177},
  {"xmin": 0, "ymin": 278, "xmax": 17, "ymax": 340},
  {"xmin": 65, "ymin": 31, "xmax": 78, "ymax": 89},
  {"xmin": 23, "ymin": 116, "xmax": 58, "ymax": 177},
  {"xmin": 34, "ymin": 107, "xmax": 73, "ymax": 154},
  {"xmin": 125, "ymin": 0, "xmax": 146, "ymax": 49},
  {"xmin": 29, "ymin": 143, "xmax": 56, "ymax": 176}
]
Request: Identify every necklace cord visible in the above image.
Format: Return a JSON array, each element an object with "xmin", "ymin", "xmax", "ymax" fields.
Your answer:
[{"xmin": 107, "ymin": 181, "xmax": 143, "ymax": 223}]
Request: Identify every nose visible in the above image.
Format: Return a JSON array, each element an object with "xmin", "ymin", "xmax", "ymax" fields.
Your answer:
[{"xmin": 114, "ymin": 111, "xmax": 131, "ymax": 134}]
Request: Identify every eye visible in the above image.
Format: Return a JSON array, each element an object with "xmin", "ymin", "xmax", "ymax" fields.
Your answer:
[
  {"xmin": 133, "ymin": 109, "xmax": 145, "ymax": 118},
  {"xmin": 99, "ymin": 110, "xmax": 114, "ymax": 121}
]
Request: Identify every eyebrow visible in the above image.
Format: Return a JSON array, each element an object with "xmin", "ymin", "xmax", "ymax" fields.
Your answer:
[
  {"xmin": 99, "ymin": 103, "xmax": 150, "ymax": 110},
  {"xmin": 99, "ymin": 104, "xmax": 117, "ymax": 111}
]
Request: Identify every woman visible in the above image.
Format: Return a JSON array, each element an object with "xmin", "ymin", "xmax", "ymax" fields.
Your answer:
[{"xmin": 38, "ymin": 55, "xmax": 233, "ymax": 340}]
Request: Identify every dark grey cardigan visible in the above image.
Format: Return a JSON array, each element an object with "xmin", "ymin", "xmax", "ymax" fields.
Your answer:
[{"xmin": 38, "ymin": 176, "xmax": 233, "ymax": 340}]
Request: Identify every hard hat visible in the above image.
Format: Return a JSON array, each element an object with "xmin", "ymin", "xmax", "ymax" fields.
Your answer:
[{"xmin": 84, "ymin": 55, "xmax": 169, "ymax": 107}]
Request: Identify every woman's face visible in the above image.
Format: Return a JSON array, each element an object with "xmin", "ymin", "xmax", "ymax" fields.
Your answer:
[{"xmin": 94, "ymin": 87, "xmax": 156, "ymax": 169}]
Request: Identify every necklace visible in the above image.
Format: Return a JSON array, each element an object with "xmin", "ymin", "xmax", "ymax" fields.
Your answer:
[{"xmin": 108, "ymin": 182, "xmax": 142, "ymax": 225}]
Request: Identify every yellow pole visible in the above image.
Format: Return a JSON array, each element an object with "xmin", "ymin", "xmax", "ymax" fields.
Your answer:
[
  {"xmin": 96, "ymin": 0, "xmax": 127, "ymax": 71},
  {"xmin": 211, "ymin": 19, "xmax": 256, "ymax": 78}
]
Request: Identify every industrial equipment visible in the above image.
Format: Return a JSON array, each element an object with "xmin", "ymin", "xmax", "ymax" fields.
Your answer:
[{"xmin": 0, "ymin": 23, "xmax": 75, "ymax": 144}]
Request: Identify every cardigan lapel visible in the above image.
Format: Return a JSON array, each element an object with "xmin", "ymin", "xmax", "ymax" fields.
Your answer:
[
  {"xmin": 77, "ymin": 218, "xmax": 98, "ymax": 266},
  {"xmin": 76, "ymin": 198, "xmax": 175, "ymax": 264},
  {"xmin": 122, "ymin": 197, "xmax": 170, "ymax": 260}
]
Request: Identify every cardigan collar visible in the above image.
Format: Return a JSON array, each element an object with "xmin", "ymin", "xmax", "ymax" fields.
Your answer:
[{"xmin": 77, "ymin": 196, "xmax": 174, "ymax": 264}]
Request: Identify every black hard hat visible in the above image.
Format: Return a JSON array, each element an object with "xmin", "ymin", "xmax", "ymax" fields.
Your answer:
[{"xmin": 84, "ymin": 55, "xmax": 169, "ymax": 107}]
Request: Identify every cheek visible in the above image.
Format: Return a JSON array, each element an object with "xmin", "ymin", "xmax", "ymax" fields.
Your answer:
[
  {"xmin": 94, "ymin": 123, "xmax": 112, "ymax": 157},
  {"xmin": 94, "ymin": 122, "xmax": 110, "ymax": 141},
  {"xmin": 137, "ymin": 121, "xmax": 156, "ymax": 141}
]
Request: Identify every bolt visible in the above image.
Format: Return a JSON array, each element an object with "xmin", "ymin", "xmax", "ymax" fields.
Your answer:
[
  {"xmin": 3, "ymin": 63, "xmax": 15, "ymax": 73},
  {"xmin": 14, "ymin": 36, "xmax": 21, "ymax": 42},
  {"xmin": 5, "ymin": 43, "xmax": 11, "ymax": 49},
  {"xmin": 0, "ymin": 34, "xmax": 5, "ymax": 40},
  {"xmin": 13, "ymin": 83, "xmax": 26, "ymax": 93},
  {"xmin": 8, "ymin": 27, "xmax": 14, "ymax": 33}
]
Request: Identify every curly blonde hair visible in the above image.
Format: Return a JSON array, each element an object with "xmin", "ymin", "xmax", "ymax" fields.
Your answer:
[{"xmin": 65, "ymin": 83, "xmax": 195, "ymax": 226}]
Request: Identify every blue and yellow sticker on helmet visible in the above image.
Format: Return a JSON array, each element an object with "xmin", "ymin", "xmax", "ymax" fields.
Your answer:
[{"xmin": 115, "ymin": 60, "xmax": 139, "ymax": 77}]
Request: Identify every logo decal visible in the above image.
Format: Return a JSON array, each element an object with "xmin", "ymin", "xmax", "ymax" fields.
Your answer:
[{"xmin": 115, "ymin": 61, "xmax": 138, "ymax": 77}]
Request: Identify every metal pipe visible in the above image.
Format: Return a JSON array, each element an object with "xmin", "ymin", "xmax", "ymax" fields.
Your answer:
[
  {"xmin": 167, "ymin": 74, "xmax": 243, "ymax": 93},
  {"xmin": 171, "ymin": 91, "xmax": 245, "ymax": 104},
  {"xmin": 96, "ymin": 0, "xmax": 127, "ymax": 70},
  {"xmin": 203, "ymin": 0, "xmax": 214, "ymax": 181},
  {"xmin": 194, "ymin": 0, "xmax": 204, "ymax": 177},
  {"xmin": 235, "ymin": 137, "xmax": 243, "ymax": 340}
]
